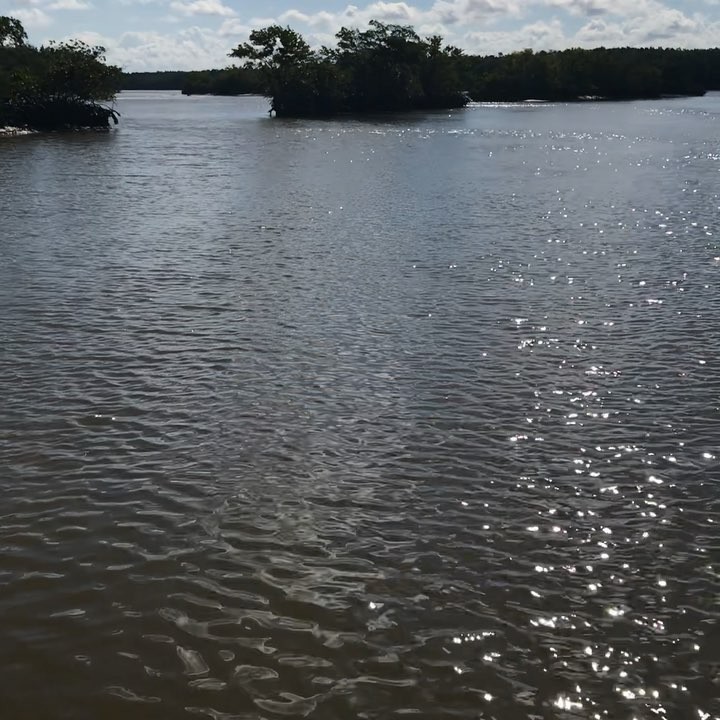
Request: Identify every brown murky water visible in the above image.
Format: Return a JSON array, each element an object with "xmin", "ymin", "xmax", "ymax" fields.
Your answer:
[{"xmin": 1, "ymin": 92, "xmax": 719, "ymax": 719}]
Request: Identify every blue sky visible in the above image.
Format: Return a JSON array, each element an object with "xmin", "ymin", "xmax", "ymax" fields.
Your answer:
[{"xmin": 2, "ymin": 0, "xmax": 719, "ymax": 71}]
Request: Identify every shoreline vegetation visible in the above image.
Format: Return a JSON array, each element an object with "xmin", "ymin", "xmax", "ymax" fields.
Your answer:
[
  {"xmin": 123, "ymin": 21, "xmax": 720, "ymax": 117},
  {"xmin": 1, "ymin": 16, "xmax": 121, "ymax": 133},
  {"xmin": 3, "ymin": 14, "xmax": 720, "ymax": 130},
  {"xmin": 228, "ymin": 22, "xmax": 469, "ymax": 116}
]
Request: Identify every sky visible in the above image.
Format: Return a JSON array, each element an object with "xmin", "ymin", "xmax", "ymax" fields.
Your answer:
[{"xmin": 2, "ymin": 0, "xmax": 720, "ymax": 71}]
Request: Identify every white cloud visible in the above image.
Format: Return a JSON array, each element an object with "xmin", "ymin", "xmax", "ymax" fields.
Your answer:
[
  {"xmin": 27, "ymin": 0, "xmax": 718, "ymax": 71},
  {"xmin": 546, "ymin": 0, "xmax": 646, "ymax": 16},
  {"xmin": 574, "ymin": 6, "xmax": 709, "ymax": 46},
  {"xmin": 48, "ymin": 0, "xmax": 92, "ymax": 9},
  {"xmin": 80, "ymin": 26, "xmax": 242, "ymax": 70},
  {"xmin": 277, "ymin": 9, "xmax": 337, "ymax": 30},
  {"xmin": 245, "ymin": 0, "xmax": 708, "ymax": 52},
  {"xmin": 169, "ymin": 0, "xmax": 236, "ymax": 17},
  {"xmin": 553, "ymin": 0, "xmax": 696, "ymax": 23},
  {"xmin": 432, "ymin": 0, "xmax": 521, "ymax": 24},
  {"xmin": 7, "ymin": 7, "xmax": 53, "ymax": 28},
  {"xmin": 363, "ymin": 2, "xmax": 416, "ymax": 21},
  {"xmin": 464, "ymin": 18, "xmax": 567, "ymax": 53},
  {"xmin": 266, "ymin": 0, "xmax": 522, "ymax": 38},
  {"xmin": 218, "ymin": 18, "xmax": 252, "ymax": 37}
]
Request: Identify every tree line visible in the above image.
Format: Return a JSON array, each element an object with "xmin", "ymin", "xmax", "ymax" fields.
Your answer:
[
  {"xmin": 126, "ymin": 21, "xmax": 720, "ymax": 116},
  {"xmin": 5, "ymin": 13, "xmax": 719, "ymax": 128},
  {"xmin": 459, "ymin": 46, "xmax": 720, "ymax": 101},
  {"xmin": 1, "ymin": 16, "xmax": 121, "ymax": 130},
  {"xmin": 122, "ymin": 68, "xmax": 264, "ymax": 95}
]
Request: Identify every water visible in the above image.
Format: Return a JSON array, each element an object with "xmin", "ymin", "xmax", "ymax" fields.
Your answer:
[{"xmin": 1, "ymin": 91, "xmax": 719, "ymax": 719}]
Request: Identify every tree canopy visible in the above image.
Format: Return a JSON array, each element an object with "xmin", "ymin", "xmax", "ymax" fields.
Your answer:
[
  {"xmin": 229, "ymin": 21, "xmax": 468, "ymax": 117},
  {"xmin": 1, "ymin": 16, "xmax": 121, "ymax": 130},
  {"xmin": 455, "ymin": 46, "xmax": 717, "ymax": 101}
]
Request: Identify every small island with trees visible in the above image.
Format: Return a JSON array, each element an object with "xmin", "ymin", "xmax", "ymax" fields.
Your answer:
[
  {"xmin": 0, "ymin": 15, "xmax": 121, "ymax": 133},
  {"xmin": 227, "ymin": 21, "xmax": 469, "ymax": 116}
]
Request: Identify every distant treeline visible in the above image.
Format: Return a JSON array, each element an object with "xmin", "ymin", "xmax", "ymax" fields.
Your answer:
[
  {"xmin": 460, "ymin": 47, "xmax": 720, "ymax": 101},
  {"xmin": 121, "ymin": 68, "xmax": 263, "ymax": 95},
  {"xmin": 124, "ymin": 28, "xmax": 720, "ymax": 115}
]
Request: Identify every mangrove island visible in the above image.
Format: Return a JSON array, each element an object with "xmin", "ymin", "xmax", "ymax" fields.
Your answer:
[
  {"xmin": 228, "ymin": 21, "xmax": 470, "ymax": 117},
  {"xmin": 0, "ymin": 16, "xmax": 121, "ymax": 133}
]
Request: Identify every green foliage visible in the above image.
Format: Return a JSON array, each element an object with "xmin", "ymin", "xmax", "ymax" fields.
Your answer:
[
  {"xmin": 121, "ymin": 70, "xmax": 189, "ymax": 90},
  {"xmin": 227, "ymin": 21, "xmax": 719, "ymax": 115},
  {"xmin": 230, "ymin": 25, "xmax": 316, "ymax": 114},
  {"xmin": 181, "ymin": 67, "xmax": 264, "ymax": 96},
  {"xmin": 0, "ymin": 16, "xmax": 121, "ymax": 129},
  {"xmin": 120, "ymin": 68, "xmax": 264, "ymax": 95},
  {"xmin": 167, "ymin": 44, "xmax": 720, "ymax": 108},
  {"xmin": 458, "ymin": 47, "xmax": 717, "ymax": 101},
  {"xmin": 230, "ymin": 25, "xmax": 313, "ymax": 72},
  {"xmin": 229, "ymin": 21, "xmax": 467, "ymax": 116},
  {"xmin": 14, "ymin": 41, "xmax": 121, "ymax": 104}
]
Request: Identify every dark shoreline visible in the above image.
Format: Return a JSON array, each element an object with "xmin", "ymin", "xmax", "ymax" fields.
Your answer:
[
  {"xmin": 0, "ymin": 100, "xmax": 119, "ymax": 134},
  {"xmin": 4, "ymin": 90, "xmax": 711, "ymax": 136}
]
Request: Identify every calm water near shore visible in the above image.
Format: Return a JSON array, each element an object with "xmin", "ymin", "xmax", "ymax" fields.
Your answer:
[{"xmin": 1, "ymin": 91, "xmax": 719, "ymax": 719}]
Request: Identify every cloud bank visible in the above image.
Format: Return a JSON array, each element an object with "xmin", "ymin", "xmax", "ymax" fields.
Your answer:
[{"xmin": 6, "ymin": 0, "xmax": 720, "ymax": 71}]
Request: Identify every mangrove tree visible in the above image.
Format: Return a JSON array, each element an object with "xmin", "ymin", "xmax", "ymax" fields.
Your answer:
[
  {"xmin": 229, "ymin": 21, "xmax": 469, "ymax": 117},
  {"xmin": 0, "ymin": 16, "xmax": 121, "ymax": 131}
]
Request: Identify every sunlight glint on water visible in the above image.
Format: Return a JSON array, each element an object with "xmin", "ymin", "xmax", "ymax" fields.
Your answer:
[{"xmin": 0, "ymin": 91, "xmax": 719, "ymax": 720}]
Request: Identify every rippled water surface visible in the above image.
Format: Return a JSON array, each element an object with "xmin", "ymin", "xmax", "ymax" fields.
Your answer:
[{"xmin": 1, "ymin": 91, "xmax": 719, "ymax": 719}]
